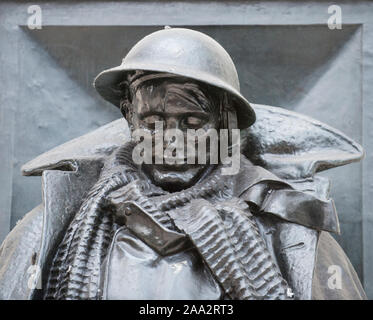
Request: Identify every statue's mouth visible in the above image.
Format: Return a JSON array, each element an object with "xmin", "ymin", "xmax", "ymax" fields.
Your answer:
[
  {"xmin": 142, "ymin": 162, "xmax": 207, "ymax": 192},
  {"xmin": 151, "ymin": 162, "xmax": 196, "ymax": 172}
]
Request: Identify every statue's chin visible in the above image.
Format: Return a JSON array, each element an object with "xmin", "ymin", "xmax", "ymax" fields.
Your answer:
[{"xmin": 143, "ymin": 164, "xmax": 207, "ymax": 192}]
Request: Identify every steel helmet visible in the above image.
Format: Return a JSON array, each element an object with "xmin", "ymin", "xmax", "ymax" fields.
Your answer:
[{"xmin": 94, "ymin": 27, "xmax": 256, "ymax": 129}]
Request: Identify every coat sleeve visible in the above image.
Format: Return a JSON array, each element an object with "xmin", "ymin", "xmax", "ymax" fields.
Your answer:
[
  {"xmin": 0, "ymin": 205, "xmax": 43, "ymax": 300},
  {"xmin": 312, "ymin": 231, "xmax": 366, "ymax": 300}
]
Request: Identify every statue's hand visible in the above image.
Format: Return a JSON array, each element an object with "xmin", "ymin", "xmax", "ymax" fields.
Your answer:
[
  {"xmin": 168, "ymin": 197, "xmax": 251, "ymax": 235},
  {"xmin": 168, "ymin": 199, "xmax": 222, "ymax": 235}
]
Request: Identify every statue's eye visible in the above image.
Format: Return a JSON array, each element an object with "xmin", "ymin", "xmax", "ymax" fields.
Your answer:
[
  {"xmin": 183, "ymin": 116, "xmax": 205, "ymax": 128},
  {"xmin": 142, "ymin": 115, "xmax": 164, "ymax": 129}
]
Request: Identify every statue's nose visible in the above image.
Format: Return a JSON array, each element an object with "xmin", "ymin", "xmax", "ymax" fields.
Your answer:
[{"xmin": 165, "ymin": 117, "xmax": 180, "ymax": 130}]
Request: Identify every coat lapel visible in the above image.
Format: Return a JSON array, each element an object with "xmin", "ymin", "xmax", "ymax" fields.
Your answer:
[{"xmin": 34, "ymin": 160, "xmax": 102, "ymax": 298}]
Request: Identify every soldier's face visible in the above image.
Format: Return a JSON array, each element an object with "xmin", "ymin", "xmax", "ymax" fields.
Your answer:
[{"xmin": 129, "ymin": 80, "xmax": 220, "ymax": 191}]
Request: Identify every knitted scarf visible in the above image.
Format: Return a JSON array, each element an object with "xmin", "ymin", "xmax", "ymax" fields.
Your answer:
[{"xmin": 44, "ymin": 142, "xmax": 290, "ymax": 300}]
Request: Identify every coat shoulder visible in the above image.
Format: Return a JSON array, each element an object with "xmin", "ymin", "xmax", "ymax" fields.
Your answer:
[{"xmin": 312, "ymin": 231, "xmax": 366, "ymax": 300}]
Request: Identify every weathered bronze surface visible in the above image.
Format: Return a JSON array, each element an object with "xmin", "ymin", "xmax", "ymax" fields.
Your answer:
[{"xmin": 0, "ymin": 28, "xmax": 366, "ymax": 300}]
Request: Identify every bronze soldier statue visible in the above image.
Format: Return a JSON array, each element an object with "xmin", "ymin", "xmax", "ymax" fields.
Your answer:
[{"xmin": 0, "ymin": 28, "xmax": 366, "ymax": 300}]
